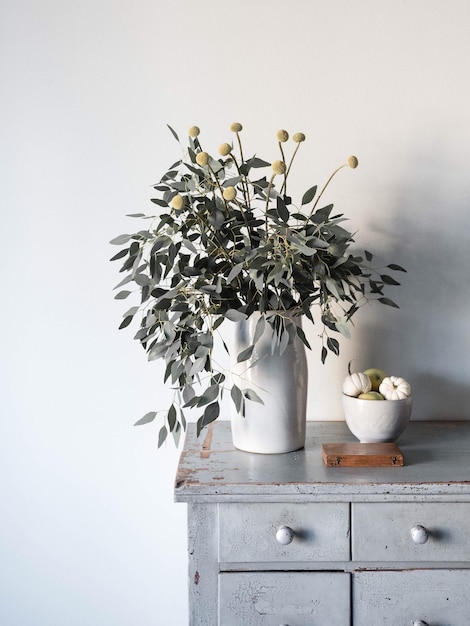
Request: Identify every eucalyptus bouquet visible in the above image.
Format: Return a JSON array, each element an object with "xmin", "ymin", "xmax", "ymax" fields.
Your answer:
[{"xmin": 110, "ymin": 123, "xmax": 405, "ymax": 445}]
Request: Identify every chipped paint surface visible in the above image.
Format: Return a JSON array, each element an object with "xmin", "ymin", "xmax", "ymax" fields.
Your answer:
[
  {"xmin": 175, "ymin": 421, "xmax": 470, "ymax": 502},
  {"xmin": 219, "ymin": 572, "xmax": 350, "ymax": 622},
  {"xmin": 178, "ymin": 422, "xmax": 470, "ymax": 624}
]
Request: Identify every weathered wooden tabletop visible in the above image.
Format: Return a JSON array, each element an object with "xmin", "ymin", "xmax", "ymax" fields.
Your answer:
[{"xmin": 174, "ymin": 421, "xmax": 470, "ymax": 502}]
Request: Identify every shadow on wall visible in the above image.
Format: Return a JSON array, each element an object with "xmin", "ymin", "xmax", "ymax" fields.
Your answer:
[
  {"xmin": 353, "ymin": 143, "xmax": 470, "ymax": 420},
  {"xmin": 413, "ymin": 374, "xmax": 470, "ymax": 420}
]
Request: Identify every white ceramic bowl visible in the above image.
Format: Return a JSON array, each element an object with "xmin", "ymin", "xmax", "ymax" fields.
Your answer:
[{"xmin": 342, "ymin": 393, "xmax": 412, "ymax": 443}]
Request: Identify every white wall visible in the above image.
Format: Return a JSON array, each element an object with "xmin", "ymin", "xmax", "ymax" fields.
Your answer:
[{"xmin": 1, "ymin": 0, "xmax": 469, "ymax": 623}]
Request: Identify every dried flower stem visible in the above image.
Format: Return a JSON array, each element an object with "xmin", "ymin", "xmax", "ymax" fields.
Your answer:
[
  {"xmin": 278, "ymin": 141, "xmax": 288, "ymax": 194},
  {"xmin": 281, "ymin": 142, "xmax": 302, "ymax": 195},
  {"xmin": 233, "ymin": 131, "xmax": 252, "ymax": 211},
  {"xmin": 308, "ymin": 163, "xmax": 347, "ymax": 218},
  {"xmin": 265, "ymin": 174, "xmax": 276, "ymax": 235}
]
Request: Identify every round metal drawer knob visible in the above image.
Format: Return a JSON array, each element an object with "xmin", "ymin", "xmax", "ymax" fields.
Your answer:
[
  {"xmin": 411, "ymin": 524, "xmax": 429, "ymax": 544},
  {"xmin": 276, "ymin": 526, "xmax": 295, "ymax": 545}
]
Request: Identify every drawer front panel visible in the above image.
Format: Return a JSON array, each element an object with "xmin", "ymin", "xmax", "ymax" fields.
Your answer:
[
  {"xmin": 219, "ymin": 572, "xmax": 350, "ymax": 625},
  {"xmin": 352, "ymin": 502, "xmax": 470, "ymax": 561},
  {"xmin": 354, "ymin": 570, "xmax": 470, "ymax": 624},
  {"xmin": 219, "ymin": 502, "xmax": 349, "ymax": 563}
]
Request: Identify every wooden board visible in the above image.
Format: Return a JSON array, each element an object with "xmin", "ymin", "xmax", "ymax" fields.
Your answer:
[{"xmin": 322, "ymin": 442, "xmax": 404, "ymax": 467}]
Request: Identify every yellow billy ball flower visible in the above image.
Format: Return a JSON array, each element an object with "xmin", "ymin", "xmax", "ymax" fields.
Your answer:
[
  {"xmin": 230, "ymin": 122, "xmax": 243, "ymax": 132},
  {"xmin": 222, "ymin": 186, "xmax": 237, "ymax": 201},
  {"xmin": 276, "ymin": 129, "xmax": 289, "ymax": 142},
  {"xmin": 347, "ymin": 155, "xmax": 359, "ymax": 169},
  {"xmin": 293, "ymin": 132, "xmax": 306, "ymax": 143},
  {"xmin": 195, "ymin": 151, "xmax": 210, "ymax": 166},
  {"xmin": 218, "ymin": 143, "xmax": 232, "ymax": 156},
  {"xmin": 271, "ymin": 160, "xmax": 287, "ymax": 175},
  {"xmin": 188, "ymin": 126, "xmax": 200, "ymax": 137},
  {"xmin": 171, "ymin": 194, "xmax": 184, "ymax": 210}
]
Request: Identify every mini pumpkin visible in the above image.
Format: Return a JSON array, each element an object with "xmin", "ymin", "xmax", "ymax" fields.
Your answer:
[
  {"xmin": 379, "ymin": 376, "xmax": 411, "ymax": 400},
  {"xmin": 342, "ymin": 372, "xmax": 372, "ymax": 397}
]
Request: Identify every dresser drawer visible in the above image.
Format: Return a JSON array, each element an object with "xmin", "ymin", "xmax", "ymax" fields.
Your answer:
[
  {"xmin": 218, "ymin": 502, "xmax": 349, "ymax": 563},
  {"xmin": 219, "ymin": 571, "xmax": 350, "ymax": 625},
  {"xmin": 352, "ymin": 502, "xmax": 470, "ymax": 561},
  {"xmin": 354, "ymin": 569, "xmax": 470, "ymax": 624}
]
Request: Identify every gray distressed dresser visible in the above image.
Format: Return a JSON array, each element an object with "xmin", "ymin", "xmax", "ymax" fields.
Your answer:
[{"xmin": 174, "ymin": 420, "xmax": 470, "ymax": 625}]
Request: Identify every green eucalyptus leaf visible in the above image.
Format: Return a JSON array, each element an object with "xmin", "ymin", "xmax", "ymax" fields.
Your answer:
[
  {"xmin": 134, "ymin": 411, "xmax": 157, "ymax": 426},
  {"xmin": 335, "ymin": 320, "xmax": 351, "ymax": 338},
  {"xmin": 133, "ymin": 274, "xmax": 152, "ymax": 287},
  {"xmin": 157, "ymin": 425, "xmax": 168, "ymax": 448},
  {"xmin": 327, "ymin": 336, "xmax": 340, "ymax": 356},
  {"xmin": 203, "ymin": 401, "xmax": 220, "ymax": 427},
  {"xmin": 296, "ymin": 325, "xmax": 311, "ymax": 349},
  {"xmin": 110, "ymin": 234, "xmax": 132, "ymax": 245},
  {"xmin": 378, "ymin": 297, "xmax": 399, "ymax": 308},
  {"xmin": 167, "ymin": 124, "xmax": 179, "ymax": 142},
  {"xmin": 110, "ymin": 249, "xmax": 129, "ymax": 262},
  {"xmin": 253, "ymin": 315, "xmax": 266, "ymax": 344},
  {"xmin": 380, "ymin": 274, "xmax": 401, "ymax": 286},
  {"xmin": 230, "ymin": 385, "xmax": 243, "ymax": 413},
  {"xmin": 325, "ymin": 277, "xmax": 343, "ymax": 300},
  {"xmin": 243, "ymin": 388, "xmax": 264, "ymax": 404},
  {"xmin": 224, "ymin": 176, "xmax": 242, "ymax": 186},
  {"xmin": 387, "ymin": 263, "xmax": 407, "ymax": 272},
  {"xmin": 167, "ymin": 404, "xmax": 177, "ymax": 431},
  {"xmin": 212, "ymin": 317, "xmax": 224, "ymax": 330},
  {"xmin": 122, "ymin": 306, "xmax": 139, "ymax": 319},
  {"xmin": 279, "ymin": 329, "xmax": 290, "ymax": 355},
  {"xmin": 301, "ymin": 185, "xmax": 317, "ymax": 205},
  {"xmin": 226, "ymin": 262, "xmax": 244, "ymax": 284},
  {"xmin": 276, "ymin": 196, "xmax": 289, "ymax": 222},
  {"xmin": 115, "ymin": 290, "xmax": 132, "ymax": 300},
  {"xmin": 197, "ymin": 384, "xmax": 219, "ymax": 406},
  {"xmin": 179, "ymin": 409, "xmax": 187, "ymax": 431},
  {"xmin": 172, "ymin": 422, "xmax": 182, "ymax": 447},
  {"xmin": 237, "ymin": 345, "xmax": 254, "ymax": 363},
  {"xmin": 113, "ymin": 275, "xmax": 133, "ymax": 289},
  {"xmin": 250, "ymin": 157, "xmax": 271, "ymax": 168},
  {"xmin": 189, "ymin": 357, "xmax": 207, "ymax": 376},
  {"xmin": 225, "ymin": 309, "xmax": 248, "ymax": 322},
  {"xmin": 118, "ymin": 316, "xmax": 133, "ymax": 330}
]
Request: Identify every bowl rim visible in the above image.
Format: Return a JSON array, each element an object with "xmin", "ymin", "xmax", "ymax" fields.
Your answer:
[{"xmin": 341, "ymin": 392, "xmax": 412, "ymax": 404}]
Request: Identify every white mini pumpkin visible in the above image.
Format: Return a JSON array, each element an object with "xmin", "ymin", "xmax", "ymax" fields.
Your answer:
[
  {"xmin": 342, "ymin": 372, "xmax": 372, "ymax": 397},
  {"xmin": 379, "ymin": 376, "xmax": 411, "ymax": 400}
]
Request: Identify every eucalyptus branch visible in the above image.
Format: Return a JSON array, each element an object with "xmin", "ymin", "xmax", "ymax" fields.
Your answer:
[
  {"xmin": 193, "ymin": 208, "xmax": 231, "ymax": 263},
  {"xmin": 110, "ymin": 124, "xmax": 404, "ymax": 443}
]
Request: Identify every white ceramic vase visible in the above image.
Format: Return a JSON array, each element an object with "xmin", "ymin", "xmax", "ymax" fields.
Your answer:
[{"xmin": 231, "ymin": 312, "xmax": 308, "ymax": 454}]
